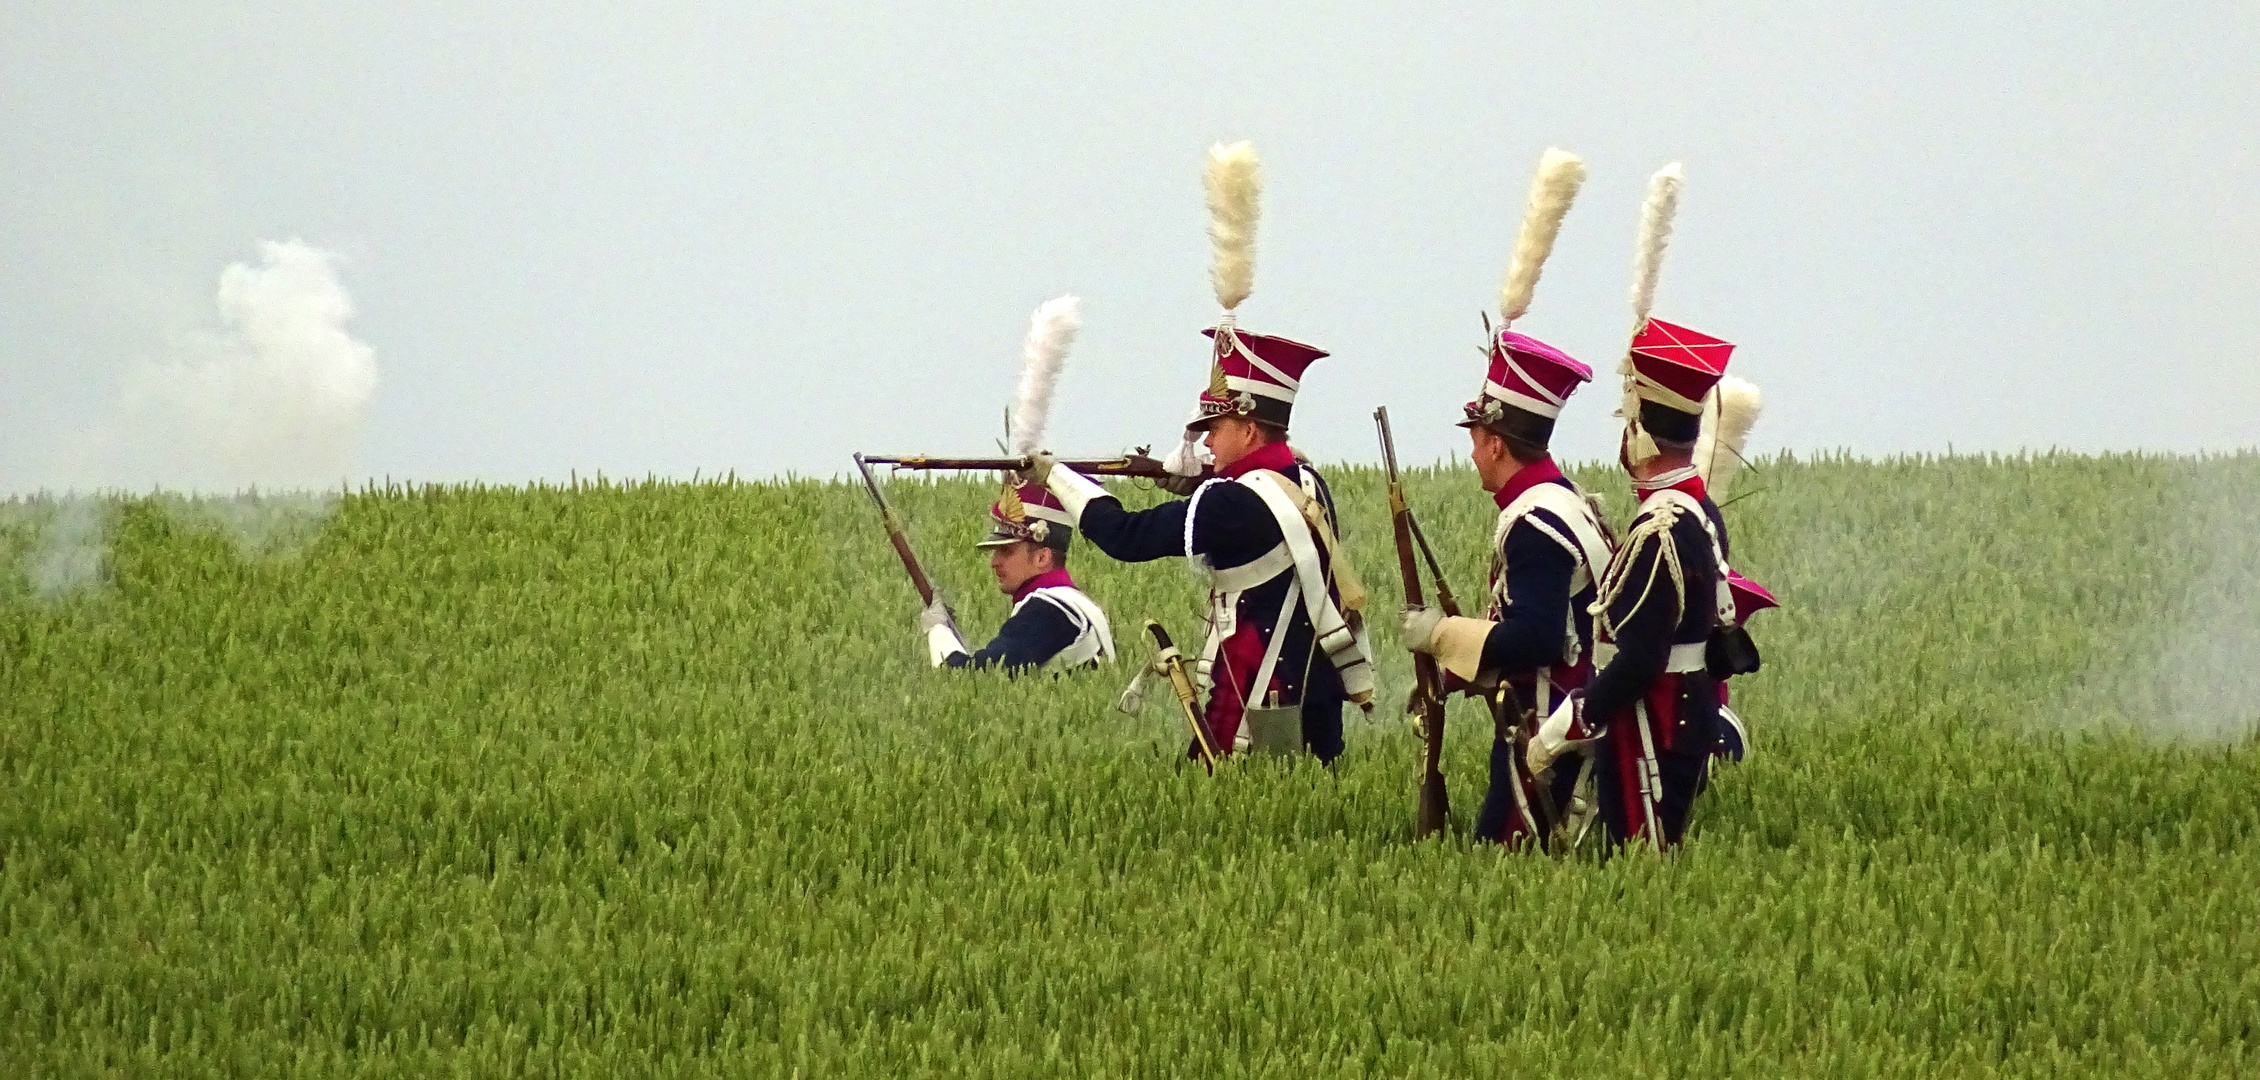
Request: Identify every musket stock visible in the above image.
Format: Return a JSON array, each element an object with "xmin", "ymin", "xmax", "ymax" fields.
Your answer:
[{"xmin": 1374, "ymin": 407, "xmax": 1451, "ymax": 838}]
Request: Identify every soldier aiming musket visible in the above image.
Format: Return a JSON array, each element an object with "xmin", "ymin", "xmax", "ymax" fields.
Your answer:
[
  {"xmin": 1397, "ymin": 148, "xmax": 1618, "ymax": 849},
  {"xmin": 1030, "ymin": 142, "xmax": 1375, "ymax": 762}
]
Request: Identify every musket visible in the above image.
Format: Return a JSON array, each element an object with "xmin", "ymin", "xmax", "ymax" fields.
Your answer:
[
  {"xmin": 862, "ymin": 451, "xmax": 1178, "ymax": 480},
  {"xmin": 1406, "ymin": 514, "xmax": 1462, "ymax": 619},
  {"xmin": 1375, "ymin": 406, "xmax": 1450, "ymax": 838},
  {"xmin": 1146, "ymin": 620, "xmax": 1222, "ymax": 771},
  {"xmin": 852, "ymin": 453, "xmax": 937, "ymax": 607}
]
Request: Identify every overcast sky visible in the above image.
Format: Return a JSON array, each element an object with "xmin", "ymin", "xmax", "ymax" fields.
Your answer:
[{"xmin": 3, "ymin": 2, "xmax": 2254, "ymax": 492}]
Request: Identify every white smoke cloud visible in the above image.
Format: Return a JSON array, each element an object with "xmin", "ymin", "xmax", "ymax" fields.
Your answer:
[
  {"xmin": 16, "ymin": 239, "xmax": 375, "ymax": 597},
  {"xmin": 2073, "ymin": 478, "xmax": 2260, "ymax": 742},
  {"xmin": 107, "ymin": 239, "xmax": 378, "ymax": 492},
  {"xmin": 24, "ymin": 497, "xmax": 113, "ymax": 600},
  {"xmin": 2147, "ymin": 554, "xmax": 2260, "ymax": 741}
]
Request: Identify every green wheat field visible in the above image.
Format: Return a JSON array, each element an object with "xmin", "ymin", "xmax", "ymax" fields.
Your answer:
[{"xmin": 4, "ymin": 453, "xmax": 2258, "ymax": 1078}]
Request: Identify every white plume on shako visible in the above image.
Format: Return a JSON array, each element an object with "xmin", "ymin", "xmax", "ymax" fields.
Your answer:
[
  {"xmin": 1618, "ymin": 163, "xmax": 1689, "ymax": 465},
  {"xmin": 1159, "ymin": 141, "xmax": 1265, "ymax": 479},
  {"xmin": 1697, "ymin": 376, "xmax": 1765, "ymax": 498},
  {"xmin": 1498, "ymin": 148, "xmax": 1586, "ymax": 328},
  {"xmin": 1203, "ymin": 141, "xmax": 1262, "ymax": 314},
  {"xmin": 1628, "ymin": 162, "xmax": 1684, "ymax": 335},
  {"xmin": 1008, "ymin": 296, "xmax": 1081, "ymax": 457}
]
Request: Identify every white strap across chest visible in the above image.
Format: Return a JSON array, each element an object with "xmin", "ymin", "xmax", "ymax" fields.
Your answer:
[
  {"xmin": 1238, "ymin": 471, "xmax": 1372, "ymax": 694},
  {"xmin": 1018, "ymin": 586, "xmax": 1117, "ymax": 670},
  {"xmin": 1492, "ymin": 481, "xmax": 1614, "ymax": 600},
  {"xmin": 1208, "ymin": 543, "xmax": 1295, "ymax": 593},
  {"xmin": 1186, "ymin": 470, "xmax": 1375, "ymax": 701},
  {"xmin": 1489, "ymin": 481, "xmax": 1615, "ymax": 674}
]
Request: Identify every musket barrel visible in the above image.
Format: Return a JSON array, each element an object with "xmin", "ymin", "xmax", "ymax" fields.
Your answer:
[
  {"xmin": 1406, "ymin": 515, "xmax": 1461, "ymax": 619},
  {"xmin": 853, "ymin": 453, "xmax": 938, "ymax": 606},
  {"xmin": 1374, "ymin": 407, "xmax": 1451, "ymax": 838},
  {"xmin": 863, "ymin": 455, "xmax": 1176, "ymax": 479}
]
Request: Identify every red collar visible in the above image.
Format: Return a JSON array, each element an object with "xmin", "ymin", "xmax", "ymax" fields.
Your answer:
[
  {"xmin": 1493, "ymin": 455, "xmax": 1565, "ymax": 509},
  {"xmin": 1216, "ymin": 440, "xmax": 1299, "ymax": 480},
  {"xmin": 1012, "ymin": 567, "xmax": 1076, "ymax": 604},
  {"xmin": 1633, "ymin": 469, "xmax": 1708, "ymax": 502}
]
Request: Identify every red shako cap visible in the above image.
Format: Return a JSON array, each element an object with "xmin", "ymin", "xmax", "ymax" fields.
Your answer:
[
  {"xmin": 1629, "ymin": 318, "xmax": 1734, "ymax": 409},
  {"xmin": 1464, "ymin": 329, "xmax": 1592, "ymax": 425},
  {"xmin": 1191, "ymin": 324, "xmax": 1327, "ymax": 430}
]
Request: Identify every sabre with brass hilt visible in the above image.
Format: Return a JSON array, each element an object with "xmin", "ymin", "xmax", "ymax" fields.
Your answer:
[{"xmin": 1144, "ymin": 620, "xmax": 1222, "ymax": 771}]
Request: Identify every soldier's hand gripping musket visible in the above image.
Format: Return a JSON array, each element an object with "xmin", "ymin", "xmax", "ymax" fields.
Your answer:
[
  {"xmin": 1375, "ymin": 406, "xmax": 1451, "ymax": 838},
  {"xmin": 855, "ymin": 452, "xmax": 972, "ymax": 666},
  {"xmin": 1395, "ymin": 148, "xmax": 1618, "ymax": 851},
  {"xmin": 1022, "ymin": 141, "xmax": 1376, "ymax": 765}
]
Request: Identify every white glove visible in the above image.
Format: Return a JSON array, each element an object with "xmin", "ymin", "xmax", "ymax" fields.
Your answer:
[
  {"xmin": 917, "ymin": 595, "xmax": 956, "ymax": 632},
  {"xmin": 1114, "ymin": 665, "xmax": 1151, "ymax": 715},
  {"xmin": 1400, "ymin": 605, "xmax": 1445, "ymax": 655},
  {"xmin": 1161, "ymin": 429, "xmax": 1209, "ymax": 476},
  {"xmin": 1526, "ymin": 693, "xmax": 1582, "ymax": 775},
  {"xmin": 920, "ymin": 595, "xmax": 966, "ymax": 667},
  {"xmin": 1021, "ymin": 451, "xmax": 1055, "ymax": 488},
  {"xmin": 1039, "ymin": 453, "xmax": 1108, "ymax": 519}
]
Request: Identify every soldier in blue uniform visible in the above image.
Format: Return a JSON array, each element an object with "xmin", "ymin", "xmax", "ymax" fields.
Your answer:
[
  {"xmin": 1031, "ymin": 141, "xmax": 1373, "ymax": 762},
  {"xmin": 1528, "ymin": 318, "xmax": 1745, "ymax": 849},
  {"xmin": 921, "ymin": 480, "xmax": 1115, "ymax": 673},
  {"xmin": 1400, "ymin": 329, "xmax": 1614, "ymax": 846},
  {"xmin": 1032, "ymin": 321, "xmax": 1375, "ymax": 762}
]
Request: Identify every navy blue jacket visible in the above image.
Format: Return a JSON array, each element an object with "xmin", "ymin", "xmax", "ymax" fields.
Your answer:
[
  {"xmin": 1479, "ymin": 481, "xmax": 1597, "ymax": 683},
  {"xmin": 1585, "ymin": 494, "xmax": 1727, "ymax": 744},
  {"xmin": 1076, "ymin": 459, "xmax": 1346, "ymax": 711},
  {"xmin": 943, "ymin": 595, "xmax": 1086, "ymax": 674}
]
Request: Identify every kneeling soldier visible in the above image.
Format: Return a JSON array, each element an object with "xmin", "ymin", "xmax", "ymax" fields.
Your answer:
[
  {"xmin": 921, "ymin": 480, "xmax": 1116, "ymax": 673},
  {"xmin": 1402, "ymin": 330, "xmax": 1614, "ymax": 846}
]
